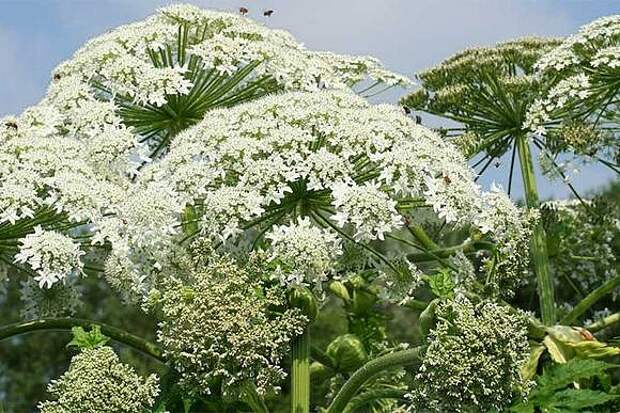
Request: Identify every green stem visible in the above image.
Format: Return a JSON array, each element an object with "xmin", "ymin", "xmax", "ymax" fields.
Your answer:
[
  {"xmin": 343, "ymin": 388, "xmax": 407, "ymax": 413},
  {"xmin": 587, "ymin": 312, "xmax": 620, "ymax": 333},
  {"xmin": 406, "ymin": 240, "xmax": 494, "ymax": 263},
  {"xmin": 516, "ymin": 135, "xmax": 556, "ymax": 325},
  {"xmin": 291, "ymin": 328, "xmax": 311, "ymax": 413},
  {"xmin": 408, "ymin": 223, "xmax": 439, "ymax": 250},
  {"xmin": 561, "ymin": 275, "xmax": 620, "ymax": 325},
  {"xmin": 0, "ymin": 318, "xmax": 164, "ymax": 362},
  {"xmin": 325, "ymin": 347, "xmax": 423, "ymax": 413}
]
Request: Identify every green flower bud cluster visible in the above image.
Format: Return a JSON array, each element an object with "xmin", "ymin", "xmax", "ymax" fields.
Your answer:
[
  {"xmin": 546, "ymin": 121, "xmax": 612, "ymax": 157},
  {"xmin": 403, "ymin": 37, "xmax": 560, "ymax": 111},
  {"xmin": 153, "ymin": 253, "xmax": 308, "ymax": 396},
  {"xmin": 38, "ymin": 346, "xmax": 159, "ymax": 413},
  {"xmin": 408, "ymin": 296, "xmax": 530, "ymax": 412},
  {"xmin": 401, "ymin": 37, "xmax": 561, "ymax": 160}
]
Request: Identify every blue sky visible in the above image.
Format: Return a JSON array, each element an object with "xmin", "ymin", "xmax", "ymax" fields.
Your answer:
[{"xmin": 0, "ymin": 0, "xmax": 617, "ymax": 199}]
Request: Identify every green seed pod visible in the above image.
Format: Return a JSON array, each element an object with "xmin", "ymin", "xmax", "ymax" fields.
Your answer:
[
  {"xmin": 328, "ymin": 280, "xmax": 351, "ymax": 302},
  {"xmin": 310, "ymin": 361, "xmax": 332, "ymax": 381},
  {"xmin": 326, "ymin": 334, "xmax": 368, "ymax": 372},
  {"xmin": 419, "ymin": 299, "xmax": 438, "ymax": 337},
  {"xmin": 350, "ymin": 288, "xmax": 377, "ymax": 315},
  {"xmin": 288, "ymin": 286, "xmax": 318, "ymax": 321}
]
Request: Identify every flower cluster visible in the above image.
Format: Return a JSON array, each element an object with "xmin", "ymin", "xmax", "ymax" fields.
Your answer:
[
  {"xmin": 38, "ymin": 346, "xmax": 159, "ymax": 413},
  {"xmin": 14, "ymin": 227, "xmax": 85, "ymax": 288},
  {"xmin": 408, "ymin": 296, "xmax": 531, "ymax": 412},
  {"xmin": 526, "ymin": 15, "xmax": 620, "ymax": 164},
  {"xmin": 331, "ymin": 181, "xmax": 403, "ymax": 241},
  {"xmin": 152, "ymin": 252, "xmax": 307, "ymax": 396},
  {"xmin": 42, "ymin": 3, "xmax": 409, "ymax": 163},
  {"xmin": 266, "ymin": 217, "xmax": 342, "ymax": 287},
  {"xmin": 401, "ymin": 37, "xmax": 560, "ymax": 160},
  {"xmin": 53, "ymin": 4, "xmax": 409, "ymax": 100},
  {"xmin": 133, "ymin": 90, "xmax": 531, "ymax": 296},
  {"xmin": 0, "ymin": 105, "xmax": 125, "ymax": 225},
  {"xmin": 0, "ymin": 2, "xmax": 410, "ymax": 298}
]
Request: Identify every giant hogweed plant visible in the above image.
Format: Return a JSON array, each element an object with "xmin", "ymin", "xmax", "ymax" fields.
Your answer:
[
  {"xmin": 401, "ymin": 25, "xmax": 620, "ymax": 328},
  {"xmin": 0, "ymin": 5, "xmax": 618, "ymax": 413},
  {"xmin": 400, "ymin": 37, "xmax": 565, "ymax": 326}
]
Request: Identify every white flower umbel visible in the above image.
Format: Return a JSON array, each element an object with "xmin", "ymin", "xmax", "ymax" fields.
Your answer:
[
  {"xmin": 14, "ymin": 226, "xmax": 84, "ymax": 288},
  {"xmin": 265, "ymin": 217, "xmax": 342, "ymax": 286},
  {"xmin": 51, "ymin": 4, "xmax": 409, "ymax": 101},
  {"xmin": 137, "ymin": 90, "xmax": 531, "ymax": 294},
  {"xmin": 40, "ymin": 3, "xmax": 410, "ymax": 169},
  {"xmin": 526, "ymin": 15, "xmax": 620, "ymax": 166},
  {"xmin": 331, "ymin": 181, "xmax": 403, "ymax": 241}
]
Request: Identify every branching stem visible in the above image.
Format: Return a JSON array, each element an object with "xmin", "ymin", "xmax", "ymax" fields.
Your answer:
[{"xmin": 0, "ymin": 318, "xmax": 164, "ymax": 362}]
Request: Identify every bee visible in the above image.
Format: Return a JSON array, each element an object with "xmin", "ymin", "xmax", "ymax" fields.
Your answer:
[
  {"xmin": 494, "ymin": 161, "xmax": 501, "ymax": 168},
  {"xmin": 53, "ymin": 73, "xmax": 61, "ymax": 81},
  {"xmin": 4, "ymin": 121, "xmax": 17, "ymax": 129},
  {"xmin": 403, "ymin": 106, "xmax": 411, "ymax": 115},
  {"xmin": 443, "ymin": 174, "xmax": 452, "ymax": 184},
  {"xmin": 239, "ymin": 7, "xmax": 249, "ymax": 15},
  {"xmin": 263, "ymin": 9, "xmax": 274, "ymax": 17}
]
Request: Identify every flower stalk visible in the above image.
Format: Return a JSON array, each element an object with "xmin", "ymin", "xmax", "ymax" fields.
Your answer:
[
  {"xmin": 561, "ymin": 275, "xmax": 620, "ymax": 325},
  {"xmin": 325, "ymin": 347, "xmax": 423, "ymax": 413},
  {"xmin": 516, "ymin": 135, "xmax": 556, "ymax": 325},
  {"xmin": 291, "ymin": 328, "xmax": 311, "ymax": 413}
]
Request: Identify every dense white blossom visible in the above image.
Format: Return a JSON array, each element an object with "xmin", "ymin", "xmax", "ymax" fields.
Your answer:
[
  {"xmin": 526, "ymin": 14, "xmax": 620, "ymax": 165},
  {"xmin": 331, "ymin": 181, "xmax": 403, "ymax": 241},
  {"xmin": 51, "ymin": 4, "xmax": 409, "ymax": 101},
  {"xmin": 14, "ymin": 227, "xmax": 85, "ymax": 288},
  {"xmin": 408, "ymin": 296, "xmax": 531, "ymax": 412},
  {"xmin": 130, "ymin": 90, "xmax": 532, "ymax": 295},
  {"xmin": 38, "ymin": 346, "xmax": 159, "ymax": 413},
  {"xmin": 265, "ymin": 217, "xmax": 342, "ymax": 286}
]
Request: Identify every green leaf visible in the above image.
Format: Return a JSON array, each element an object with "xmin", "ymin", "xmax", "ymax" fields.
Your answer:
[
  {"xmin": 549, "ymin": 388, "xmax": 618, "ymax": 410},
  {"xmin": 66, "ymin": 325, "xmax": 109, "ymax": 350},
  {"xmin": 521, "ymin": 342, "xmax": 546, "ymax": 381},
  {"xmin": 537, "ymin": 359, "xmax": 613, "ymax": 394},
  {"xmin": 428, "ymin": 268, "xmax": 455, "ymax": 299},
  {"xmin": 509, "ymin": 402, "xmax": 535, "ymax": 413}
]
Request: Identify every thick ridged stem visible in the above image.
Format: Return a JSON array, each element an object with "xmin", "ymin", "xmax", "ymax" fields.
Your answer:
[
  {"xmin": 587, "ymin": 311, "xmax": 620, "ymax": 333},
  {"xmin": 326, "ymin": 347, "xmax": 423, "ymax": 413},
  {"xmin": 562, "ymin": 275, "xmax": 620, "ymax": 325},
  {"xmin": 0, "ymin": 318, "xmax": 164, "ymax": 361},
  {"xmin": 291, "ymin": 328, "xmax": 311, "ymax": 413},
  {"xmin": 516, "ymin": 135, "xmax": 556, "ymax": 325}
]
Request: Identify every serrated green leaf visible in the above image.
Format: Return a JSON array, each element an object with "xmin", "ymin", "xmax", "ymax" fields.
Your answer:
[
  {"xmin": 66, "ymin": 325, "xmax": 109, "ymax": 350},
  {"xmin": 537, "ymin": 359, "xmax": 612, "ymax": 394},
  {"xmin": 549, "ymin": 388, "xmax": 618, "ymax": 410},
  {"xmin": 428, "ymin": 268, "xmax": 455, "ymax": 299}
]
